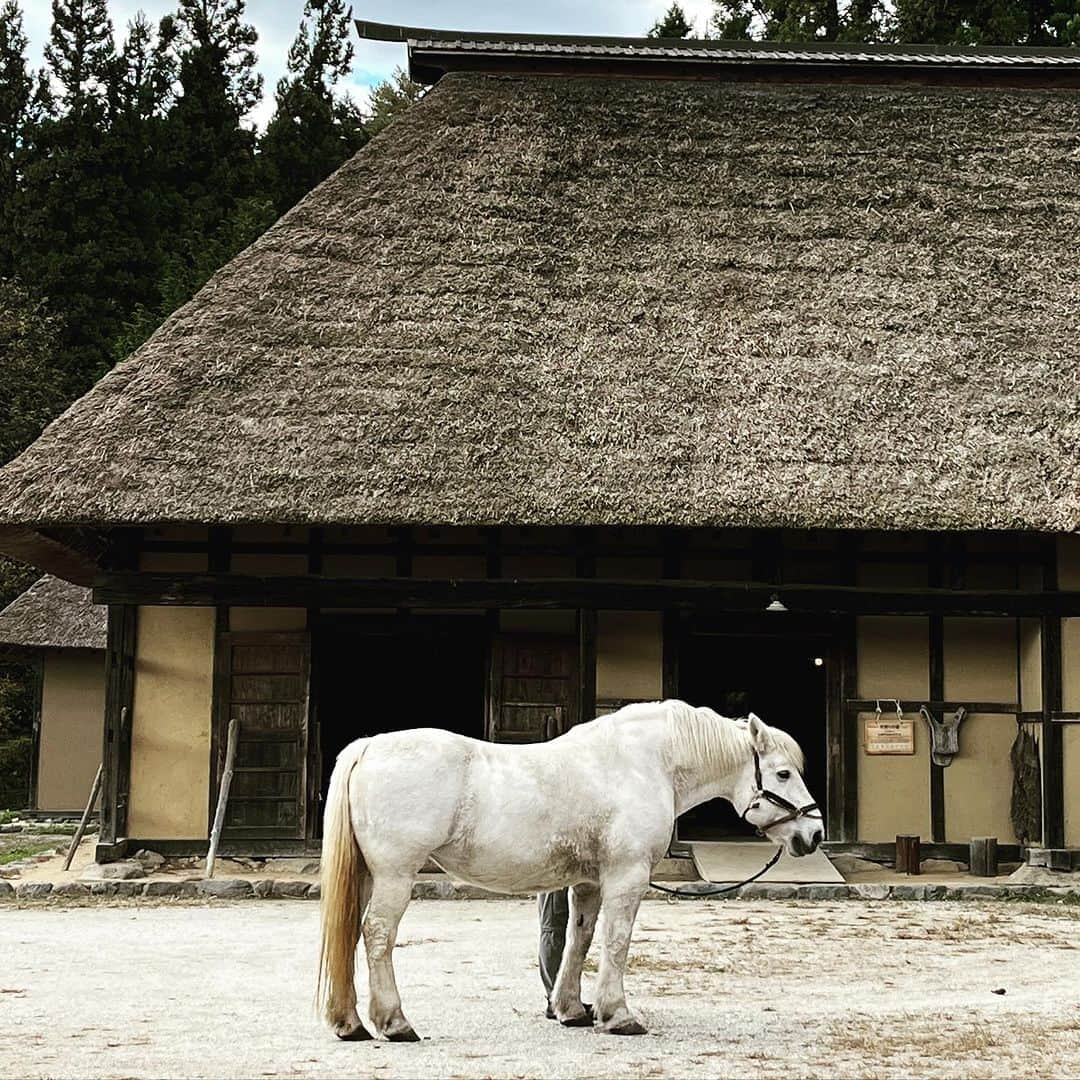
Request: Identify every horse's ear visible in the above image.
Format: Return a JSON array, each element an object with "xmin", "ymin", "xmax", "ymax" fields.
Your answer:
[{"xmin": 747, "ymin": 713, "xmax": 771, "ymax": 752}]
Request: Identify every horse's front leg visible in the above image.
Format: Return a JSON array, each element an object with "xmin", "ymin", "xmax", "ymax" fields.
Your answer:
[
  {"xmin": 594, "ymin": 865, "xmax": 650, "ymax": 1035},
  {"xmin": 550, "ymin": 882, "xmax": 601, "ymax": 1026},
  {"xmin": 363, "ymin": 873, "xmax": 420, "ymax": 1041}
]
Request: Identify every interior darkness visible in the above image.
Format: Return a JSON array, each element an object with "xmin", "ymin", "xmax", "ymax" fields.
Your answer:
[
  {"xmin": 678, "ymin": 633, "xmax": 828, "ymax": 840},
  {"xmin": 316, "ymin": 622, "xmax": 487, "ymax": 811}
]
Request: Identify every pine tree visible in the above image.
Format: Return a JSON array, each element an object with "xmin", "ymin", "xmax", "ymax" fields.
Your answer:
[
  {"xmin": 14, "ymin": 0, "xmax": 124, "ymax": 388},
  {"xmin": 43, "ymin": 0, "xmax": 114, "ymax": 120},
  {"xmin": 0, "ymin": 1, "xmax": 32, "ymax": 275},
  {"xmin": 163, "ymin": 0, "xmax": 265, "ymax": 251},
  {"xmin": 260, "ymin": 0, "xmax": 367, "ymax": 217},
  {"xmin": 365, "ymin": 68, "xmax": 424, "ymax": 138},
  {"xmin": 648, "ymin": 3, "xmax": 696, "ymax": 37}
]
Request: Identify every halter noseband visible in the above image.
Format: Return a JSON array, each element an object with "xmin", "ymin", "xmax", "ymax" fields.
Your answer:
[{"xmin": 739, "ymin": 748, "xmax": 822, "ymax": 835}]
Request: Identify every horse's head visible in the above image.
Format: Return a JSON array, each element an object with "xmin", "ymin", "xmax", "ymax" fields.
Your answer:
[{"xmin": 735, "ymin": 714, "xmax": 823, "ymax": 858}]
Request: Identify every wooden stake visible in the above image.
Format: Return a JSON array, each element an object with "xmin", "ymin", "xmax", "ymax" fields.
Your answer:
[
  {"xmin": 896, "ymin": 834, "xmax": 921, "ymax": 875},
  {"xmin": 206, "ymin": 717, "xmax": 239, "ymax": 879},
  {"xmin": 970, "ymin": 836, "xmax": 998, "ymax": 878},
  {"xmin": 63, "ymin": 763, "xmax": 104, "ymax": 872}
]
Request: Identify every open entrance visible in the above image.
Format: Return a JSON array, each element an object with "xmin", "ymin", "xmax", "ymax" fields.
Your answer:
[
  {"xmin": 313, "ymin": 616, "xmax": 488, "ymax": 834},
  {"xmin": 677, "ymin": 630, "xmax": 829, "ymax": 840}
]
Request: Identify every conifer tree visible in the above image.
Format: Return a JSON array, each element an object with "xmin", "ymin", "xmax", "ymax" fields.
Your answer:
[
  {"xmin": 365, "ymin": 68, "xmax": 424, "ymax": 138},
  {"xmin": 0, "ymin": 2, "xmax": 32, "ymax": 275},
  {"xmin": 260, "ymin": 0, "xmax": 367, "ymax": 217},
  {"xmin": 648, "ymin": 3, "xmax": 696, "ymax": 37}
]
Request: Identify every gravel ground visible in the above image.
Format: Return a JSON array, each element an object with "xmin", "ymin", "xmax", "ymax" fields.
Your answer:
[{"xmin": 1, "ymin": 899, "xmax": 1078, "ymax": 1079}]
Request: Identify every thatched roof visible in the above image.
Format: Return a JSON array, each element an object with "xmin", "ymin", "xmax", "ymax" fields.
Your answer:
[
  {"xmin": 0, "ymin": 71, "xmax": 1078, "ymax": 533},
  {"xmin": 0, "ymin": 575, "xmax": 106, "ymax": 650}
]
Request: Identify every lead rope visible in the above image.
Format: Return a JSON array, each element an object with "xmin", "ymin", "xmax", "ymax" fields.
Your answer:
[{"xmin": 649, "ymin": 845, "xmax": 783, "ymax": 899}]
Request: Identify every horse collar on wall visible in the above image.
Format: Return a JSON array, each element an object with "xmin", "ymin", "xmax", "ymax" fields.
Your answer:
[{"xmin": 920, "ymin": 705, "xmax": 968, "ymax": 767}]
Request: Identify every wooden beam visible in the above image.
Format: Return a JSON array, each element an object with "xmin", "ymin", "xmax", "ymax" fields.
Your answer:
[
  {"xmin": 0, "ymin": 526, "xmax": 101, "ymax": 585},
  {"xmin": 1041, "ymin": 613, "xmax": 1065, "ymax": 848},
  {"xmin": 928, "ymin": 613, "xmax": 946, "ymax": 844},
  {"xmin": 98, "ymin": 606, "xmax": 136, "ymax": 851},
  {"xmin": 93, "ymin": 573, "xmax": 1080, "ymax": 616}
]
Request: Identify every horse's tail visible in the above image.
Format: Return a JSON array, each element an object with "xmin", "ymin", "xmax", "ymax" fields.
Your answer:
[{"xmin": 317, "ymin": 738, "xmax": 372, "ymax": 1028}]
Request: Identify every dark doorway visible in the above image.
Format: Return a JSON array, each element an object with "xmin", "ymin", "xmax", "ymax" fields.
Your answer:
[
  {"xmin": 313, "ymin": 617, "xmax": 488, "ymax": 832},
  {"xmin": 677, "ymin": 632, "xmax": 828, "ymax": 840}
]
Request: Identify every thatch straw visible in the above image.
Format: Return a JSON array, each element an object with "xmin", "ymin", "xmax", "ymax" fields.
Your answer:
[
  {"xmin": 0, "ymin": 575, "xmax": 106, "ymax": 650},
  {"xmin": 0, "ymin": 74, "xmax": 1077, "ymax": 532}
]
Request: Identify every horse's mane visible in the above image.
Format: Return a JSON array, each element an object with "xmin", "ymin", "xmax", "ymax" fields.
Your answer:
[{"xmin": 601, "ymin": 699, "xmax": 804, "ymax": 774}]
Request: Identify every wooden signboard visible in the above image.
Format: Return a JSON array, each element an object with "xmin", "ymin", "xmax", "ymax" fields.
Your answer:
[{"xmin": 864, "ymin": 716, "xmax": 915, "ymax": 755}]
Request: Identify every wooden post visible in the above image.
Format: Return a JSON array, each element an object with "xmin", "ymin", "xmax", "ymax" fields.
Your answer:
[
  {"xmin": 970, "ymin": 837, "xmax": 998, "ymax": 877},
  {"xmin": 62, "ymin": 763, "xmax": 104, "ymax": 872},
  {"xmin": 206, "ymin": 717, "xmax": 239, "ymax": 879},
  {"xmin": 896, "ymin": 834, "xmax": 921, "ymax": 874}
]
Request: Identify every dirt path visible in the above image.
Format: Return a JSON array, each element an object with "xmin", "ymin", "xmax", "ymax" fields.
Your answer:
[{"xmin": 1, "ymin": 899, "xmax": 1077, "ymax": 1079}]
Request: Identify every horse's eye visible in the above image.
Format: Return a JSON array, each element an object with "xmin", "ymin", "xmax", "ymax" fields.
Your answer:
[{"xmin": 777, "ymin": 769, "xmax": 791, "ymax": 781}]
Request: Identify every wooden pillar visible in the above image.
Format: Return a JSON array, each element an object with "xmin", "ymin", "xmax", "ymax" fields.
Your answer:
[
  {"xmin": 97, "ymin": 603, "xmax": 137, "ymax": 859},
  {"xmin": 927, "ymin": 536, "xmax": 946, "ymax": 844},
  {"xmin": 576, "ymin": 528, "xmax": 596, "ymax": 725},
  {"xmin": 27, "ymin": 652, "xmax": 43, "ymax": 812},
  {"xmin": 1041, "ymin": 618, "xmax": 1065, "ymax": 849}
]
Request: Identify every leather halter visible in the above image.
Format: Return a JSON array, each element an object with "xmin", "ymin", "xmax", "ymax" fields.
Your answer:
[{"xmin": 739, "ymin": 749, "xmax": 822, "ymax": 835}]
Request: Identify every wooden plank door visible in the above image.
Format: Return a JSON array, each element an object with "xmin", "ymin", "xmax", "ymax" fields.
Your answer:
[
  {"xmin": 488, "ymin": 635, "xmax": 578, "ymax": 743},
  {"xmin": 214, "ymin": 631, "xmax": 309, "ymax": 840}
]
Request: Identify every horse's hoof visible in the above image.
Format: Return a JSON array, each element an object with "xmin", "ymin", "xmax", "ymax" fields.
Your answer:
[
  {"xmin": 385, "ymin": 1028, "xmax": 421, "ymax": 1042},
  {"xmin": 335, "ymin": 1023, "xmax": 373, "ymax": 1042},
  {"xmin": 559, "ymin": 1010, "xmax": 594, "ymax": 1028},
  {"xmin": 604, "ymin": 1019, "xmax": 647, "ymax": 1036},
  {"xmin": 549, "ymin": 1003, "xmax": 593, "ymax": 1023}
]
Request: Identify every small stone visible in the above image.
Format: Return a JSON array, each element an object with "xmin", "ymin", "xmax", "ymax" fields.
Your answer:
[
  {"xmin": 16, "ymin": 882, "xmax": 53, "ymax": 899},
  {"xmin": 829, "ymin": 854, "xmax": 884, "ymax": 875},
  {"xmin": 803, "ymin": 885, "xmax": 852, "ymax": 901},
  {"xmin": 850, "ymin": 883, "xmax": 891, "ymax": 900},
  {"xmin": 270, "ymin": 880, "xmax": 310, "ymax": 899},
  {"xmin": 133, "ymin": 849, "xmax": 167, "ymax": 871},
  {"xmin": 88, "ymin": 881, "xmax": 117, "ymax": 896},
  {"xmin": 197, "ymin": 878, "xmax": 253, "ymax": 899},
  {"xmin": 920, "ymin": 858, "xmax": 967, "ymax": 873},
  {"xmin": 891, "ymin": 884, "xmax": 928, "ymax": 901},
  {"xmin": 253, "ymin": 879, "xmax": 274, "ymax": 898},
  {"xmin": 306, "ymin": 883, "xmax": 321, "ymax": 900},
  {"xmin": 51, "ymin": 882, "xmax": 89, "ymax": 898},
  {"xmin": 758, "ymin": 884, "xmax": 799, "ymax": 900},
  {"xmin": 0, "ymin": 880, "xmax": 14, "ymax": 898},
  {"xmin": 143, "ymin": 881, "xmax": 182, "ymax": 898},
  {"xmin": 81, "ymin": 861, "xmax": 146, "ymax": 881},
  {"xmin": 112, "ymin": 881, "xmax": 146, "ymax": 898}
]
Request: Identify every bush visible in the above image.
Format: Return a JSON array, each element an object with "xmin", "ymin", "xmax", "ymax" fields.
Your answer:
[{"xmin": 0, "ymin": 734, "xmax": 31, "ymax": 810}]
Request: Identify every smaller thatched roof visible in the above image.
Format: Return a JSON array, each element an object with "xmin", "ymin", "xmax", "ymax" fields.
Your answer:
[{"xmin": 0, "ymin": 575, "xmax": 106, "ymax": 651}]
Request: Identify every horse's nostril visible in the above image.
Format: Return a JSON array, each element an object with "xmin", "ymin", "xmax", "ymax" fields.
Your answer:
[{"xmin": 810, "ymin": 829, "xmax": 823, "ymax": 852}]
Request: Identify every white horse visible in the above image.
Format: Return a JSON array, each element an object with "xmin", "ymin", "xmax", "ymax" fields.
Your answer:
[{"xmin": 318, "ymin": 700, "xmax": 822, "ymax": 1042}]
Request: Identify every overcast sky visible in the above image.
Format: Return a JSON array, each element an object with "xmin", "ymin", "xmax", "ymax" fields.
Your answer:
[{"xmin": 22, "ymin": 1, "xmax": 716, "ymax": 129}]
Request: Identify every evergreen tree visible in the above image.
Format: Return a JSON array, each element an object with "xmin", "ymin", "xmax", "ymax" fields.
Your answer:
[
  {"xmin": 0, "ymin": 1, "xmax": 32, "ymax": 275},
  {"xmin": 164, "ymin": 0, "xmax": 264, "ymax": 245},
  {"xmin": 14, "ymin": 0, "xmax": 126, "ymax": 389},
  {"xmin": 365, "ymin": 68, "xmax": 424, "ymax": 138},
  {"xmin": 43, "ymin": 0, "xmax": 114, "ymax": 120},
  {"xmin": 648, "ymin": 3, "xmax": 696, "ymax": 37},
  {"xmin": 260, "ymin": 0, "xmax": 367, "ymax": 217}
]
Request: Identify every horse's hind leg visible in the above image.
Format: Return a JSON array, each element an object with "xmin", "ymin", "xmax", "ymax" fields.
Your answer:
[
  {"xmin": 363, "ymin": 873, "xmax": 420, "ymax": 1041},
  {"xmin": 594, "ymin": 865, "xmax": 650, "ymax": 1036},
  {"xmin": 550, "ymin": 883, "xmax": 600, "ymax": 1026}
]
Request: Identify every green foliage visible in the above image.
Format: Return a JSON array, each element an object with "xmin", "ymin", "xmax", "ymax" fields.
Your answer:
[
  {"xmin": 0, "ymin": 278, "xmax": 67, "ymax": 465},
  {"xmin": 365, "ymin": 68, "xmax": 425, "ymax": 138},
  {"xmin": 0, "ymin": 838, "xmax": 52, "ymax": 864},
  {"xmin": 707, "ymin": 0, "xmax": 1080, "ymax": 41},
  {"xmin": 648, "ymin": 3, "xmax": 696, "ymax": 37},
  {"xmin": 260, "ymin": 0, "xmax": 367, "ymax": 217}
]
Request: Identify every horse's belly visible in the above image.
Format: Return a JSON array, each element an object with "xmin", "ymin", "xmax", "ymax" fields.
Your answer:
[{"xmin": 431, "ymin": 841, "xmax": 599, "ymax": 895}]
